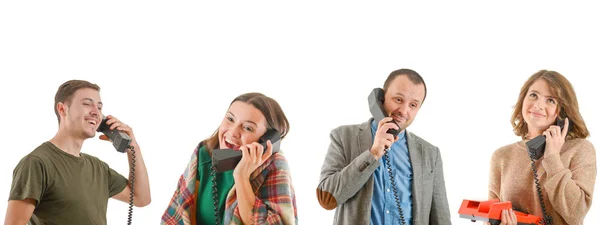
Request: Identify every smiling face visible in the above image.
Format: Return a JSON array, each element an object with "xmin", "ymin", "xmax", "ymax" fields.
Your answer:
[
  {"xmin": 383, "ymin": 75, "xmax": 426, "ymax": 131},
  {"xmin": 217, "ymin": 101, "xmax": 268, "ymax": 150},
  {"xmin": 57, "ymin": 88, "xmax": 103, "ymax": 139},
  {"xmin": 521, "ymin": 79, "xmax": 560, "ymax": 136}
]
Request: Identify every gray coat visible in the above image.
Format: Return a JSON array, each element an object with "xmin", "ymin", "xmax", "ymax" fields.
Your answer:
[{"xmin": 316, "ymin": 119, "xmax": 452, "ymax": 225}]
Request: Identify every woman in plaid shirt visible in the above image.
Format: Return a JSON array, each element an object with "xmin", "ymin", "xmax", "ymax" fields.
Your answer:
[{"xmin": 162, "ymin": 92, "xmax": 298, "ymax": 225}]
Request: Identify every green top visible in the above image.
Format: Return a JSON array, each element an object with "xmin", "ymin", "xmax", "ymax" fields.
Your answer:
[
  {"xmin": 196, "ymin": 145, "xmax": 235, "ymax": 225},
  {"xmin": 9, "ymin": 142, "xmax": 128, "ymax": 225}
]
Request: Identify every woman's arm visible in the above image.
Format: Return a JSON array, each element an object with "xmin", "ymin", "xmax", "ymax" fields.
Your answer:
[
  {"xmin": 542, "ymin": 140, "xmax": 596, "ymax": 225},
  {"xmin": 233, "ymin": 154, "xmax": 296, "ymax": 224},
  {"xmin": 232, "ymin": 141, "xmax": 297, "ymax": 225}
]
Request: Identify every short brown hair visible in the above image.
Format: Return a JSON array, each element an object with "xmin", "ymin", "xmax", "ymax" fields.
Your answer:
[
  {"xmin": 54, "ymin": 80, "xmax": 100, "ymax": 122},
  {"xmin": 511, "ymin": 70, "xmax": 589, "ymax": 139},
  {"xmin": 204, "ymin": 92, "xmax": 290, "ymax": 151},
  {"xmin": 383, "ymin": 68, "xmax": 427, "ymax": 104}
]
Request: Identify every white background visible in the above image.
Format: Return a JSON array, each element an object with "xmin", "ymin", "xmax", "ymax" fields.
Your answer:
[{"xmin": 1, "ymin": 1, "xmax": 599, "ymax": 224}]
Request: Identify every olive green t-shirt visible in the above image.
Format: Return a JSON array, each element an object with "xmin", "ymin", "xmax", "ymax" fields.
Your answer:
[{"xmin": 9, "ymin": 141, "xmax": 128, "ymax": 225}]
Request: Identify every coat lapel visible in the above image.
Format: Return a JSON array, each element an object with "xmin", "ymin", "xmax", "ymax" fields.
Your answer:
[{"xmin": 406, "ymin": 131, "xmax": 422, "ymax": 218}]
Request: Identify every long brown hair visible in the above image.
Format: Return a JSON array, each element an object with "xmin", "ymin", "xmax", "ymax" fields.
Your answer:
[
  {"xmin": 511, "ymin": 70, "xmax": 589, "ymax": 140},
  {"xmin": 203, "ymin": 92, "xmax": 290, "ymax": 152}
]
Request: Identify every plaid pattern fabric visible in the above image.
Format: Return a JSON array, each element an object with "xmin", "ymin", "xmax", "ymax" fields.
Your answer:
[
  {"xmin": 162, "ymin": 143, "xmax": 298, "ymax": 225},
  {"xmin": 161, "ymin": 143, "xmax": 201, "ymax": 225}
]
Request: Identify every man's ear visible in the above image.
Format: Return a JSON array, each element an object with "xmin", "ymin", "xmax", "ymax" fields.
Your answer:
[{"xmin": 57, "ymin": 102, "xmax": 67, "ymax": 117}]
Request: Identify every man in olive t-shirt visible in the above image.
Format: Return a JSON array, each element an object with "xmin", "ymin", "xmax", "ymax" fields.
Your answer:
[
  {"xmin": 4, "ymin": 80, "xmax": 152, "ymax": 225},
  {"xmin": 10, "ymin": 142, "xmax": 128, "ymax": 225}
]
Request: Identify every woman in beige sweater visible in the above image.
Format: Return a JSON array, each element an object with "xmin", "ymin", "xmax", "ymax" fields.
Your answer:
[{"xmin": 488, "ymin": 70, "xmax": 596, "ymax": 225}]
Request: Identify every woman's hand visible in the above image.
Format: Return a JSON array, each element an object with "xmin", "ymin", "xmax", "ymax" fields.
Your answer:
[
  {"xmin": 543, "ymin": 117, "xmax": 569, "ymax": 157},
  {"xmin": 233, "ymin": 140, "xmax": 273, "ymax": 179},
  {"xmin": 499, "ymin": 209, "xmax": 517, "ymax": 225},
  {"xmin": 232, "ymin": 140, "xmax": 274, "ymax": 225}
]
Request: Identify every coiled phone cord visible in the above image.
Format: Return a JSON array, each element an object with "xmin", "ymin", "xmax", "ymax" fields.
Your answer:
[
  {"xmin": 529, "ymin": 151, "xmax": 552, "ymax": 225},
  {"xmin": 383, "ymin": 149, "xmax": 407, "ymax": 225},
  {"xmin": 127, "ymin": 145, "xmax": 136, "ymax": 225},
  {"xmin": 211, "ymin": 164, "xmax": 221, "ymax": 225}
]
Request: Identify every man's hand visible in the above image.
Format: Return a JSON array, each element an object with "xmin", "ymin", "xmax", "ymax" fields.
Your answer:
[
  {"xmin": 103, "ymin": 115, "xmax": 151, "ymax": 207},
  {"xmin": 370, "ymin": 117, "xmax": 399, "ymax": 160},
  {"xmin": 99, "ymin": 115, "xmax": 139, "ymax": 149}
]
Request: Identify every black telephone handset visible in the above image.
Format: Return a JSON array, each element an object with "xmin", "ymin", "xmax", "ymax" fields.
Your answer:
[
  {"xmin": 96, "ymin": 115, "xmax": 135, "ymax": 225},
  {"xmin": 367, "ymin": 88, "xmax": 407, "ymax": 225},
  {"xmin": 96, "ymin": 116, "xmax": 132, "ymax": 153},
  {"xmin": 526, "ymin": 116, "xmax": 570, "ymax": 160},
  {"xmin": 211, "ymin": 129, "xmax": 282, "ymax": 173},
  {"xmin": 368, "ymin": 88, "xmax": 400, "ymax": 138},
  {"xmin": 209, "ymin": 129, "xmax": 282, "ymax": 225}
]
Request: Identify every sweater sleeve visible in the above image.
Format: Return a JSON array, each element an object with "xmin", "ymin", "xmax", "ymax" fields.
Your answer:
[
  {"xmin": 488, "ymin": 150, "xmax": 502, "ymax": 200},
  {"xmin": 542, "ymin": 140, "xmax": 596, "ymax": 225}
]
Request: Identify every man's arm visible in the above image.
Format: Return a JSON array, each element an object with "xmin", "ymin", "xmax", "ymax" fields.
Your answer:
[
  {"xmin": 6, "ymin": 155, "xmax": 44, "ymax": 225},
  {"xmin": 101, "ymin": 115, "xmax": 151, "ymax": 207},
  {"xmin": 4, "ymin": 199, "xmax": 35, "ymax": 225},
  {"xmin": 429, "ymin": 147, "xmax": 452, "ymax": 224},
  {"xmin": 316, "ymin": 127, "xmax": 380, "ymax": 210},
  {"xmin": 111, "ymin": 142, "xmax": 151, "ymax": 207}
]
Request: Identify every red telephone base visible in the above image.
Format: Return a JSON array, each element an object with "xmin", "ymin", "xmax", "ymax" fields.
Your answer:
[{"xmin": 458, "ymin": 199, "xmax": 541, "ymax": 225}]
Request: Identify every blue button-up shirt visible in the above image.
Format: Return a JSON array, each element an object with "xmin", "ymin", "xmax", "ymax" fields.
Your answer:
[{"xmin": 370, "ymin": 120, "xmax": 413, "ymax": 225}]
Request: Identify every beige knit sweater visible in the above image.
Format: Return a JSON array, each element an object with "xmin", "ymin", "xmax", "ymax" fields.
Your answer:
[{"xmin": 488, "ymin": 139, "xmax": 596, "ymax": 225}]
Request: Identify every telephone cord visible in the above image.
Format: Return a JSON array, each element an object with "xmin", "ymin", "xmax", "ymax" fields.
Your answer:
[
  {"xmin": 211, "ymin": 163, "xmax": 221, "ymax": 225},
  {"xmin": 383, "ymin": 149, "xmax": 407, "ymax": 225},
  {"xmin": 529, "ymin": 152, "xmax": 552, "ymax": 225},
  {"xmin": 127, "ymin": 145, "xmax": 136, "ymax": 225}
]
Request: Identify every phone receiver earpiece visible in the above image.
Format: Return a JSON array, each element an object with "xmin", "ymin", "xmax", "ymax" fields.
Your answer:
[{"xmin": 368, "ymin": 88, "xmax": 401, "ymax": 139}]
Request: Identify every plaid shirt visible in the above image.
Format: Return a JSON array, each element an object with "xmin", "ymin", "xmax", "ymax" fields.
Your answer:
[{"xmin": 161, "ymin": 143, "xmax": 298, "ymax": 225}]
